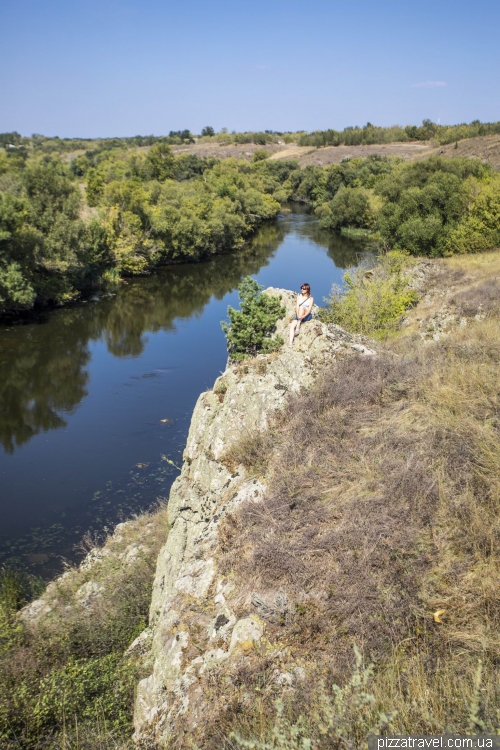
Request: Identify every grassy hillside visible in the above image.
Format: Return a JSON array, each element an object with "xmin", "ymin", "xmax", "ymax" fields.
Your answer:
[
  {"xmin": 212, "ymin": 250, "xmax": 500, "ymax": 747},
  {"xmin": 268, "ymin": 134, "xmax": 500, "ymax": 171}
]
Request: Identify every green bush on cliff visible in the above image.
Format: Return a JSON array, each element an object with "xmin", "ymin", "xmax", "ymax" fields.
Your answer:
[
  {"xmin": 318, "ymin": 250, "xmax": 417, "ymax": 337},
  {"xmin": 221, "ymin": 276, "xmax": 285, "ymax": 360},
  {"xmin": 33, "ymin": 654, "xmax": 135, "ymax": 731}
]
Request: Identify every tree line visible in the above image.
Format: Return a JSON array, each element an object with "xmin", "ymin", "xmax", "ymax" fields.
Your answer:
[
  {"xmin": 1, "ymin": 132, "xmax": 499, "ymax": 317},
  {"xmin": 300, "ymin": 154, "xmax": 500, "ymax": 257},
  {"xmin": 0, "ymin": 145, "xmax": 302, "ymax": 316},
  {"xmin": 298, "ymin": 119, "xmax": 500, "ymax": 147},
  {"xmin": 4, "ymin": 119, "xmax": 500, "ymax": 155}
]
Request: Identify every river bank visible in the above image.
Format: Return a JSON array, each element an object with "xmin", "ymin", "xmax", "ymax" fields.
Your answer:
[
  {"xmin": 0, "ymin": 209, "xmax": 368, "ymax": 578},
  {"xmin": 7, "ymin": 246, "xmax": 500, "ymax": 748}
]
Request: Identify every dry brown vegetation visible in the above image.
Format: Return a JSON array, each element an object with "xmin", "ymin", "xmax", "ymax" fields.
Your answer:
[
  {"xmin": 269, "ymin": 141, "xmax": 431, "ymax": 167},
  {"xmin": 427, "ymin": 134, "xmax": 500, "ymax": 171},
  {"xmin": 170, "ymin": 133, "xmax": 500, "ymax": 171},
  {"xmin": 171, "ymin": 142, "xmax": 282, "ymax": 161},
  {"xmin": 203, "ymin": 253, "xmax": 500, "ymax": 747}
]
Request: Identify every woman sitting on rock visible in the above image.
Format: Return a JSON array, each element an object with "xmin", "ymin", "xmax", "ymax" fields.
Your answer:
[{"xmin": 289, "ymin": 283, "xmax": 314, "ymax": 347}]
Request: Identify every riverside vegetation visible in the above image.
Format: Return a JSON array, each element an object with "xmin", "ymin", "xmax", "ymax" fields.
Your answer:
[
  {"xmin": 0, "ymin": 508, "xmax": 170, "ymax": 749},
  {"xmin": 2, "ymin": 122, "xmax": 500, "ymax": 318},
  {"xmin": 0, "ymin": 144, "xmax": 282, "ymax": 316},
  {"xmin": 1, "ymin": 127, "xmax": 500, "ymax": 748}
]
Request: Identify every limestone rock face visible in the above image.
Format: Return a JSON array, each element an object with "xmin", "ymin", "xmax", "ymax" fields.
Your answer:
[{"xmin": 133, "ymin": 289, "xmax": 374, "ymax": 746}]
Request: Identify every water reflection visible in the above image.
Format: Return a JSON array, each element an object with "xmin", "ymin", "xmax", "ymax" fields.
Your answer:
[
  {"xmin": 0, "ymin": 210, "xmax": 371, "ymax": 574},
  {"xmin": 0, "ymin": 221, "xmax": 285, "ymax": 453},
  {"xmin": 100, "ymin": 223, "xmax": 283, "ymax": 358},
  {"xmin": 280, "ymin": 208, "xmax": 369, "ymax": 269},
  {"xmin": 0, "ymin": 213, "xmax": 369, "ymax": 456},
  {"xmin": 0, "ymin": 314, "xmax": 90, "ymax": 453}
]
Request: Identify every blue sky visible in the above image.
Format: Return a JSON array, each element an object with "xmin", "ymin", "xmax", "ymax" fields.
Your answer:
[{"xmin": 1, "ymin": 0, "xmax": 499, "ymax": 137}]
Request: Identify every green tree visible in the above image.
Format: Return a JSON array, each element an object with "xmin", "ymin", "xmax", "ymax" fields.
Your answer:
[
  {"xmin": 0, "ymin": 260, "xmax": 35, "ymax": 313},
  {"xmin": 0, "ymin": 132, "xmax": 23, "ymax": 148},
  {"xmin": 85, "ymin": 168, "xmax": 105, "ymax": 206},
  {"xmin": 221, "ymin": 276, "xmax": 285, "ymax": 360},
  {"xmin": 443, "ymin": 176, "xmax": 500, "ymax": 255},
  {"xmin": 201, "ymin": 126, "xmax": 215, "ymax": 137},
  {"xmin": 317, "ymin": 186, "xmax": 373, "ymax": 229},
  {"xmin": 146, "ymin": 142, "xmax": 174, "ymax": 181},
  {"xmin": 168, "ymin": 129, "xmax": 194, "ymax": 143},
  {"xmin": 375, "ymin": 158, "xmax": 486, "ymax": 256}
]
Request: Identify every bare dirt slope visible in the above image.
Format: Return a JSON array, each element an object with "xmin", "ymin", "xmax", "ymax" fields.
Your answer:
[
  {"xmin": 268, "ymin": 141, "xmax": 431, "ymax": 166},
  {"xmin": 173, "ymin": 134, "xmax": 500, "ymax": 170},
  {"xmin": 171, "ymin": 141, "xmax": 432, "ymax": 165},
  {"xmin": 269, "ymin": 135, "xmax": 500, "ymax": 169},
  {"xmin": 171, "ymin": 142, "xmax": 282, "ymax": 160},
  {"xmin": 422, "ymin": 133, "xmax": 500, "ymax": 170}
]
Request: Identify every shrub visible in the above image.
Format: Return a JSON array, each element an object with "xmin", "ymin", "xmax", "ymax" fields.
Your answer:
[
  {"xmin": 230, "ymin": 646, "xmax": 393, "ymax": 749},
  {"xmin": 318, "ymin": 250, "xmax": 417, "ymax": 337},
  {"xmin": 33, "ymin": 654, "xmax": 136, "ymax": 732},
  {"xmin": 443, "ymin": 176, "xmax": 500, "ymax": 255},
  {"xmin": 0, "ymin": 509, "xmax": 168, "ymax": 748},
  {"xmin": 0, "ymin": 568, "xmax": 44, "ymax": 651},
  {"xmin": 221, "ymin": 276, "xmax": 285, "ymax": 360},
  {"xmin": 252, "ymin": 150, "xmax": 270, "ymax": 163}
]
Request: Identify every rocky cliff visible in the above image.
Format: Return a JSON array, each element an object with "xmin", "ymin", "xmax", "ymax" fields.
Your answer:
[{"xmin": 133, "ymin": 289, "xmax": 375, "ymax": 747}]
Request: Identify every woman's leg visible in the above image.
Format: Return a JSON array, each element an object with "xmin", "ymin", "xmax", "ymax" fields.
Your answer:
[{"xmin": 289, "ymin": 319, "xmax": 302, "ymax": 345}]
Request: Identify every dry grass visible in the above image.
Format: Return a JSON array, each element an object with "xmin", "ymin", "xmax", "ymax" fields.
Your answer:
[
  {"xmin": 205, "ymin": 260, "xmax": 500, "ymax": 746},
  {"xmin": 423, "ymin": 133, "xmax": 500, "ymax": 171},
  {"xmin": 444, "ymin": 247, "xmax": 500, "ymax": 275},
  {"xmin": 130, "ymin": 133, "xmax": 500, "ymax": 171}
]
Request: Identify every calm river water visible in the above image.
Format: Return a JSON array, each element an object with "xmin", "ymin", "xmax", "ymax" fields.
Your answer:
[{"xmin": 0, "ymin": 207, "xmax": 368, "ymax": 576}]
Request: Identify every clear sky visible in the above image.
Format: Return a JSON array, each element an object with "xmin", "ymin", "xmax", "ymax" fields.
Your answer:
[{"xmin": 1, "ymin": 0, "xmax": 499, "ymax": 138}]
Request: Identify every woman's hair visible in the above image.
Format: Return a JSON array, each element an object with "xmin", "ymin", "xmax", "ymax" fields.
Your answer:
[{"xmin": 301, "ymin": 283, "xmax": 311, "ymax": 294}]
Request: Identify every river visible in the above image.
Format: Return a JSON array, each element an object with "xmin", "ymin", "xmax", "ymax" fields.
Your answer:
[{"xmin": 0, "ymin": 207, "xmax": 369, "ymax": 577}]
